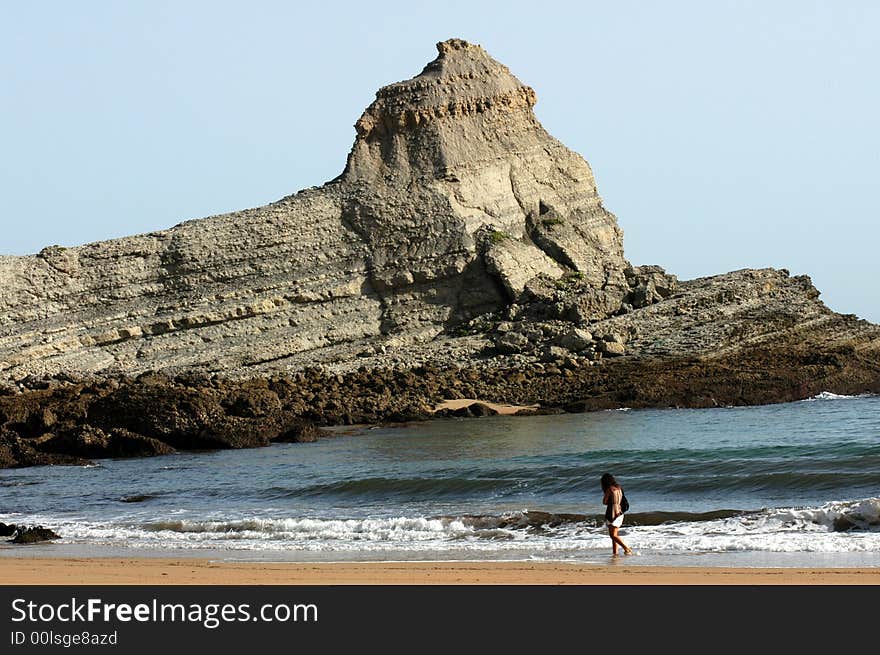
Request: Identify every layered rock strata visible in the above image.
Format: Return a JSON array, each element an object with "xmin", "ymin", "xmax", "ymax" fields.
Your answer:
[
  {"xmin": 1, "ymin": 39, "xmax": 878, "ymax": 468},
  {"xmin": 0, "ymin": 38, "xmax": 628, "ymax": 381}
]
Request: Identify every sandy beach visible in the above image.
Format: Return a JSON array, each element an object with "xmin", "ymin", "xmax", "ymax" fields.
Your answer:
[
  {"xmin": 2, "ymin": 558, "xmax": 879, "ymax": 585},
  {"xmin": 432, "ymin": 398, "xmax": 539, "ymax": 415}
]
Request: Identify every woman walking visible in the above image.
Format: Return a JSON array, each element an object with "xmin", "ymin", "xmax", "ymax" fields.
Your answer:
[{"xmin": 601, "ymin": 473, "xmax": 633, "ymax": 555}]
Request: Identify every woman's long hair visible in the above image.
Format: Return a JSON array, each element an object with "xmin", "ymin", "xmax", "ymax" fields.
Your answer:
[{"xmin": 600, "ymin": 473, "xmax": 618, "ymax": 492}]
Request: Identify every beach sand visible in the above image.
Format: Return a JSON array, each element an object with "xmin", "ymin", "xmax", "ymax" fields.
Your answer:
[
  {"xmin": 432, "ymin": 398, "xmax": 539, "ymax": 415},
  {"xmin": 2, "ymin": 558, "xmax": 878, "ymax": 585}
]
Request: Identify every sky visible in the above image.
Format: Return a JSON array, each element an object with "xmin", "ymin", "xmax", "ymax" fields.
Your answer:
[{"xmin": 2, "ymin": 1, "xmax": 878, "ymax": 322}]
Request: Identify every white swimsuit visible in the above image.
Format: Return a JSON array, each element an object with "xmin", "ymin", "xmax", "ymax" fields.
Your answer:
[{"xmin": 606, "ymin": 513, "xmax": 624, "ymax": 528}]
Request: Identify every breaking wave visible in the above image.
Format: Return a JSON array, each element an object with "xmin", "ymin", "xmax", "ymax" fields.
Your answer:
[
  {"xmin": 802, "ymin": 391, "xmax": 875, "ymax": 402},
  {"xmin": 18, "ymin": 498, "xmax": 880, "ymax": 554}
]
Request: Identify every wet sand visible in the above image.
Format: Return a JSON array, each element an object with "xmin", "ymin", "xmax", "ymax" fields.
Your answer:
[
  {"xmin": 2, "ymin": 558, "xmax": 879, "ymax": 585},
  {"xmin": 432, "ymin": 398, "xmax": 539, "ymax": 415}
]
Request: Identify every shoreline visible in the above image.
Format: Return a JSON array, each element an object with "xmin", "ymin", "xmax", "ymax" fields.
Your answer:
[
  {"xmin": 4, "ymin": 345, "xmax": 880, "ymax": 470},
  {"xmin": 2, "ymin": 557, "xmax": 880, "ymax": 585}
]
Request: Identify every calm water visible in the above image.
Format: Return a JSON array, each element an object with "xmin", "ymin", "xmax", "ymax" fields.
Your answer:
[{"xmin": 2, "ymin": 392, "xmax": 879, "ymax": 566}]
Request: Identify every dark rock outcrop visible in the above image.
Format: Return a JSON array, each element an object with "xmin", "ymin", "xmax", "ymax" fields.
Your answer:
[{"xmin": 10, "ymin": 525, "xmax": 60, "ymax": 544}]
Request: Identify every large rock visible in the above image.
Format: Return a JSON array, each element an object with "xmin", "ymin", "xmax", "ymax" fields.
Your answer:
[
  {"xmin": 496, "ymin": 331, "xmax": 531, "ymax": 354},
  {"xmin": 625, "ymin": 265, "xmax": 678, "ymax": 309},
  {"xmin": 34, "ymin": 426, "xmax": 176, "ymax": 459},
  {"xmin": 556, "ymin": 327, "xmax": 594, "ymax": 352},
  {"xmin": 0, "ymin": 38, "xmax": 628, "ymax": 382},
  {"xmin": 599, "ymin": 341, "xmax": 626, "ymax": 357},
  {"xmin": 587, "ymin": 268, "xmax": 851, "ymax": 359},
  {"xmin": 11, "ymin": 526, "xmax": 60, "ymax": 544},
  {"xmin": 0, "ymin": 428, "xmax": 90, "ymax": 468},
  {"xmin": 482, "ymin": 229, "xmax": 564, "ymax": 299}
]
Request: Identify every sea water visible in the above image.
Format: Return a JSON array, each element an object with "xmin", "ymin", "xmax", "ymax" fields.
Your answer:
[{"xmin": 1, "ymin": 393, "xmax": 878, "ymax": 567}]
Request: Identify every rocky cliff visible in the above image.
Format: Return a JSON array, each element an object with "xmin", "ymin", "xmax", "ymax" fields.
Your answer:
[
  {"xmin": 0, "ymin": 39, "xmax": 631, "ymax": 382},
  {"xmin": 1, "ymin": 39, "xmax": 878, "ymax": 468}
]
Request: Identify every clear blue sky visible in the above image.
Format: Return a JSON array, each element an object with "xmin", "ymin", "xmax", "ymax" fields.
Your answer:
[{"xmin": 2, "ymin": 1, "xmax": 878, "ymax": 323}]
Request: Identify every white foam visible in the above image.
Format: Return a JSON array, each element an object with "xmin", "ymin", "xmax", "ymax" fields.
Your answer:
[
  {"xmin": 627, "ymin": 500, "xmax": 880, "ymax": 554},
  {"xmin": 11, "ymin": 499, "xmax": 880, "ymax": 556},
  {"xmin": 801, "ymin": 391, "xmax": 873, "ymax": 402}
]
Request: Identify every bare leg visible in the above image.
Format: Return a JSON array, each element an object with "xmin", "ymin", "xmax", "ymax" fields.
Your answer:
[
  {"xmin": 609, "ymin": 526, "xmax": 633, "ymax": 555},
  {"xmin": 607, "ymin": 526, "xmax": 618, "ymax": 555}
]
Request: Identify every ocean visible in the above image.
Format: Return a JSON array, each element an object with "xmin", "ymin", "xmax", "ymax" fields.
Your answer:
[{"xmin": 2, "ymin": 392, "xmax": 879, "ymax": 567}]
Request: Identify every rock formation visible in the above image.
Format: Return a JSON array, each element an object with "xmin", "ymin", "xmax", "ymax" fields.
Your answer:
[
  {"xmin": 0, "ymin": 39, "xmax": 636, "ymax": 381},
  {"xmin": 1, "ymin": 39, "xmax": 878, "ymax": 468}
]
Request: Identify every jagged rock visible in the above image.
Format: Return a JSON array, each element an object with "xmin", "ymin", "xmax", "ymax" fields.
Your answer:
[
  {"xmin": 120, "ymin": 494, "xmax": 156, "ymax": 503},
  {"xmin": 0, "ymin": 429, "xmax": 90, "ymax": 468},
  {"xmin": 87, "ymin": 382, "xmax": 228, "ymax": 447},
  {"xmin": 440, "ymin": 402, "xmax": 499, "ymax": 418},
  {"xmin": 833, "ymin": 516, "xmax": 857, "ymax": 532},
  {"xmin": 482, "ymin": 228, "xmax": 564, "ymax": 299},
  {"xmin": 540, "ymin": 346, "xmax": 571, "ymax": 363},
  {"xmin": 587, "ymin": 268, "xmax": 850, "ymax": 360},
  {"xmin": 466, "ymin": 402, "xmax": 499, "ymax": 417},
  {"xmin": 272, "ymin": 422, "xmax": 331, "ymax": 444},
  {"xmin": 35, "ymin": 426, "xmax": 176, "ymax": 459},
  {"xmin": 556, "ymin": 327, "xmax": 593, "ymax": 352},
  {"xmin": 496, "ymin": 331, "xmax": 530, "ymax": 354},
  {"xmin": 625, "ymin": 265, "xmax": 678, "ymax": 309},
  {"xmin": 518, "ymin": 275, "xmax": 623, "ymax": 323},
  {"xmin": 599, "ymin": 341, "xmax": 626, "ymax": 357},
  {"xmin": 222, "ymin": 386, "xmax": 282, "ymax": 418},
  {"xmin": 562, "ymin": 357, "xmax": 581, "ymax": 370},
  {"xmin": 11, "ymin": 525, "xmax": 60, "ymax": 544},
  {"xmin": 0, "ymin": 522, "xmax": 16, "ymax": 536}
]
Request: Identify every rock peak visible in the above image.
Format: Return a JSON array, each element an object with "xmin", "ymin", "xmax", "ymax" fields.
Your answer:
[
  {"xmin": 344, "ymin": 39, "xmax": 539, "ymax": 181},
  {"xmin": 428, "ymin": 38, "xmax": 502, "ymax": 72},
  {"xmin": 435, "ymin": 37, "xmax": 481, "ymax": 55},
  {"xmin": 411, "ymin": 37, "xmax": 520, "ymax": 90}
]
